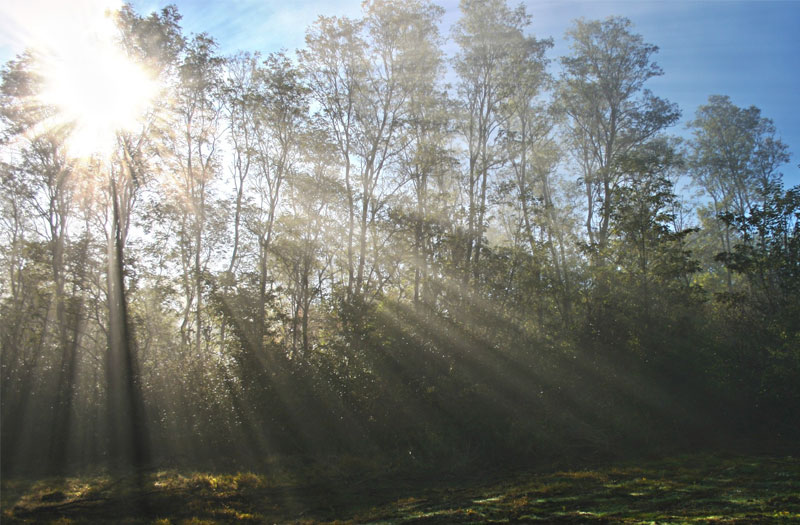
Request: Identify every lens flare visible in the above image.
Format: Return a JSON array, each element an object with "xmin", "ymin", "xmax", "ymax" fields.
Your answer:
[
  {"xmin": 3, "ymin": 0, "xmax": 157, "ymax": 158},
  {"xmin": 38, "ymin": 41, "xmax": 157, "ymax": 158}
]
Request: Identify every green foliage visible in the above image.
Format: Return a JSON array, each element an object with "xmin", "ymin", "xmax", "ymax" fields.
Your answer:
[{"xmin": 710, "ymin": 185, "xmax": 800, "ymax": 432}]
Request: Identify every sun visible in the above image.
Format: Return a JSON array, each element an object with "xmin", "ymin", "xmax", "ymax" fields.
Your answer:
[
  {"xmin": 39, "ymin": 45, "xmax": 156, "ymax": 158},
  {"xmin": 30, "ymin": 2, "xmax": 158, "ymax": 158}
]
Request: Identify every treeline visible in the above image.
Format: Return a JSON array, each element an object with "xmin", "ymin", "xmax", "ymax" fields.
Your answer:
[{"xmin": 1, "ymin": 0, "xmax": 798, "ymax": 475}]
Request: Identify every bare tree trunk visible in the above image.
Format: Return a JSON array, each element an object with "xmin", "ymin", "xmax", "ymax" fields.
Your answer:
[
  {"xmin": 356, "ymin": 183, "xmax": 370, "ymax": 296},
  {"xmin": 49, "ymin": 236, "xmax": 89, "ymax": 472},
  {"xmin": 345, "ymin": 158, "xmax": 355, "ymax": 299},
  {"xmin": 105, "ymin": 173, "xmax": 148, "ymax": 471}
]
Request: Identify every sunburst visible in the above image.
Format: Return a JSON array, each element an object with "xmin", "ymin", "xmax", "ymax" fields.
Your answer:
[{"xmin": 19, "ymin": 0, "xmax": 158, "ymax": 158}]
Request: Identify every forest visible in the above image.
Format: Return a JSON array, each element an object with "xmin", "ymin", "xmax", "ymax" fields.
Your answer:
[{"xmin": 1, "ymin": 0, "xmax": 798, "ymax": 514}]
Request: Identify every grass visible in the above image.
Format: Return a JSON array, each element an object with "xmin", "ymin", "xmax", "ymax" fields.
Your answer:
[{"xmin": 2, "ymin": 453, "xmax": 799, "ymax": 523}]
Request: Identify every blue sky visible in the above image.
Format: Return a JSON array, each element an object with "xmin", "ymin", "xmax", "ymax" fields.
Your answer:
[{"xmin": 1, "ymin": 0, "xmax": 798, "ymax": 185}]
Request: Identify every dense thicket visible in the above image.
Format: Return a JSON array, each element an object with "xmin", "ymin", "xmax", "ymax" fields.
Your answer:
[{"xmin": 1, "ymin": 0, "xmax": 797, "ymax": 475}]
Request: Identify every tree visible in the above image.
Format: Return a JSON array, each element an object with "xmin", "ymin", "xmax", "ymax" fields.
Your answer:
[
  {"xmin": 246, "ymin": 51, "xmax": 309, "ymax": 351},
  {"xmin": 495, "ymin": 26, "xmax": 572, "ymax": 324},
  {"xmin": 222, "ymin": 52, "xmax": 261, "ymax": 277},
  {"xmin": 559, "ymin": 16, "xmax": 680, "ymax": 249},
  {"xmin": 582, "ymin": 136, "xmax": 703, "ymax": 401},
  {"xmin": 303, "ymin": 0, "xmax": 444, "ymax": 302},
  {"xmin": 452, "ymin": 0, "xmax": 532, "ymax": 281},
  {"xmin": 716, "ymin": 185, "xmax": 800, "ymax": 319},
  {"xmin": 163, "ymin": 33, "xmax": 224, "ymax": 352},
  {"xmin": 103, "ymin": 4, "xmax": 185, "ymax": 469},
  {"xmin": 0, "ymin": 55, "xmax": 83, "ymax": 471},
  {"xmin": 713, "ymin": 184, "xmax": 800, "ymax": 429},
  {"xmin": 387, "ymin": 0, "xmax": 449, "ymax": 306},
  {"xmin": 274, "ymin": 128, "xmax": 339, "ymax": 357},
  {"xmin": 611, "ymin": 139, "xmax": 697, "ymax": 315},
  {"xmin": 688, "ymin": 95, "xmax": 791, "ymax": 289},
  {"xmin": 300, "ymin": 15, "xmax": 365, "ymax": 299}
]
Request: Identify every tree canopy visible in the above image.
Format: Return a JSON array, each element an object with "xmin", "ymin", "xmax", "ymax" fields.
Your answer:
[{"xmin": 0, "ymin": 2, "xmax": 797, "ymax": 476}]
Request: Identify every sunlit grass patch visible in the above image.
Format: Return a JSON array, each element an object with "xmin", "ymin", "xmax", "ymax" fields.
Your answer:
[
  {"xmin": 556, "ymin": 469, "xmax": 610, "ymax": 482},
  {"xmin": 1, "ymin": 454, "xmax": 798, "ymax": 523},
  {"xmin": 472, "ymin": 495, "xmax": 502, "ymax": 504},
  {"xmin": 521, "ymin": 480, "xmax": 573, "ymax": 495},
  {"xmin": 213, "ymin": 506, "xmax": 263, "ymax": 522},
  {"xmin": 232, "ymin": 472, "xmax": 265, "ymax": 491},
  {"xmin": 395, "ymin": 495, "xmax": 426, "ymax": 511},
  {"xmin": 7, "ymin": 474, "xmax": 112, "ymax": 513},
  {"xmin": 149, "ymin": 469, "xmax": 268, "ymax": 496}
]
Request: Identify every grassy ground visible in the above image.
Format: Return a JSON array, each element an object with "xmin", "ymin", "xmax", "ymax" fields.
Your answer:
[{"xmin": 2, "ymin": 453, "xmax": 799, "ymax": 523}]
